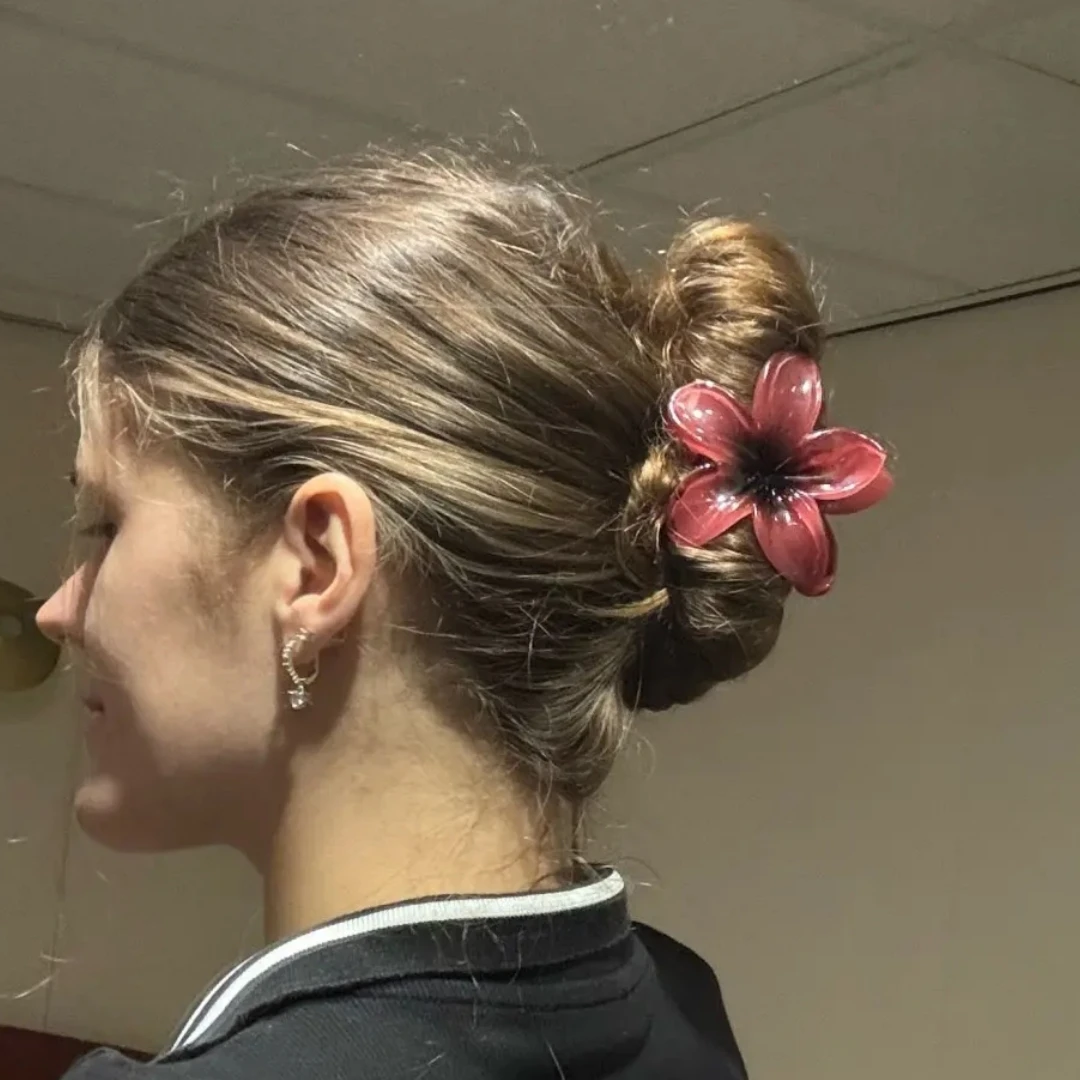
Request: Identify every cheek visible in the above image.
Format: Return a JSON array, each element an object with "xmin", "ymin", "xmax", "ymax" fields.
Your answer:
[
  {"xmin": 77, "ymin": 603, "xmax": 282, "ymax": 852},
  {"xmin": 80, "ymin": 538, "xmax": 281, "ymax": 820},
  {"xmin": 83, "ymin": 538, "xmax": 189, "ymax": 694}
]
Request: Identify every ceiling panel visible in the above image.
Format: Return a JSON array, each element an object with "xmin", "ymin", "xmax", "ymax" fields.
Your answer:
[
  {"xmin": 979, "ymin": 6, "xmax": 1080, "ymax": 83},
  {"xmin": 598, "ymin": 54, "xmax": 1080, "ymax": 294},
  {"xmin": 0, "ymin": 182, "xmax": 152, "ymax": 303},
  {"xmin": 0, "ymin": 1, "xmax": 891, "ymax": 168},
  {"xmin": 0, "ymin": 278, "xmax": 96, "ymax": 331},
  {"xmin": 0, "ymin": 17, "xmax": 391, "ymax": 216},
  {"xmin": 807, "ymin": 248, "xmax": 971, "ymax": 323},
  {"xmin": 587, "ymin": 179, "xmax": 959, "ymax": 323}
]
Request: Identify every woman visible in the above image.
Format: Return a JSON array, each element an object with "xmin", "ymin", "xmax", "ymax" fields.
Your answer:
[{"xmin": 39, "ymin": 148, "xmax": 890, "ymax": 1079}]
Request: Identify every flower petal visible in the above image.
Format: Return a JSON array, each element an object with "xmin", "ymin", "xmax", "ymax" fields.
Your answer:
[
  {"xmin": 667, "ymin": 466, "xmax": 752, "ymax": 548},
  {"xmin": 823, "ymin": 468, "xmax": 894, "ymax": 515},
  {"xmin": 666, "ymin": 380, "xmax": 751, "ymax": 466},
  {"xmin": 752, "ymin": 492, "xmax": 836, "ymax": 597},
  {"xmin": 797, "ymin": 428, "xmax": 891, "ymax": 509},
  {"xmin": 752, "ymin": 352, "xmax": 823, "ymax": 442}
]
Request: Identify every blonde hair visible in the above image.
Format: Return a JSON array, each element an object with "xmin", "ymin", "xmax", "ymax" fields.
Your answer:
[{"xmin": 72, "ymin": 148, "xmax": 822, "ymax": 808}]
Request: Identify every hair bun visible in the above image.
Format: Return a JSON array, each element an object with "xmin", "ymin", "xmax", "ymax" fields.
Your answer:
[
  {"xmin": 622, "ymin": 219, "xmax": 823, "ymax": 713},
  {"xmin": 652, "ymin": 219, "xmax": 823, "ymax": 382}
]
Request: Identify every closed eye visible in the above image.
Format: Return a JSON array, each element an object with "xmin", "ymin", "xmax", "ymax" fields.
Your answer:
[{"xmin": 77, "ymin": 521, "xmax": 118, "ymax": 542}]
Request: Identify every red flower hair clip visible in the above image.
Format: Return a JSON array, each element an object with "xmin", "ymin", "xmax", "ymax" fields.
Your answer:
[{"xmin": 665, "ymin": 352, "xmax": 892, "ymax": 597}]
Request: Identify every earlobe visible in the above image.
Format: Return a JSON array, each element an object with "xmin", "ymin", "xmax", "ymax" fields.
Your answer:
[{"xmin": 275, "ymin": 472, "xmax": 377, "ymax": 649}]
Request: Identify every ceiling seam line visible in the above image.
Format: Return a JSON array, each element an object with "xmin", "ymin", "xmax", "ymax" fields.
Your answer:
[
  {"xmin": 991, "ymin": 53, "xmax": 1080, "ymax": 91},
  {"xmin": 568, "ymin": 42, "xmax": 913, "ymax": 177},
  {"xmin": 832, "ymin": 271, "xmax": 1080, "ymax": 337}
]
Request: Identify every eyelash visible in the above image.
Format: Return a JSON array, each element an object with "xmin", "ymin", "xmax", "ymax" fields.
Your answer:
[{"xmin": 77, "ymin": 522, "xmax": 118, "ymax": 542}]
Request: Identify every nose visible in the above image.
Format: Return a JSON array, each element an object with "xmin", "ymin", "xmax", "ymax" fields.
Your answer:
[{"xmin": 36, "ymin": 569, "xmax": 84, "ymax": 645}]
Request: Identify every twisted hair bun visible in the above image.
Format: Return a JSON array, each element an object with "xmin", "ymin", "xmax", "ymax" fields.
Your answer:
[{"xmin": 620, "ymin": 220, "xmax": 824, "ymax": 712}]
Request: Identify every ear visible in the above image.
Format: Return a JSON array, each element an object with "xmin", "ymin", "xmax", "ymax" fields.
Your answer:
[{"xmin": 272, "ymin": 472, "xmax": 378, "ymax": 648}]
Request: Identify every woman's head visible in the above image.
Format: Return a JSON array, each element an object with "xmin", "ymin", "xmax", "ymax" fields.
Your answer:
[{"xmin": 38, "ymin": 149, "xmax": 823, "ymax": 861}]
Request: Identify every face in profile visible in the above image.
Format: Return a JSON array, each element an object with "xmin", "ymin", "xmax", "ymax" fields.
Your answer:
[{"xmin": 37, "ymin": 438, "xmax": 286, "ymax": 858}]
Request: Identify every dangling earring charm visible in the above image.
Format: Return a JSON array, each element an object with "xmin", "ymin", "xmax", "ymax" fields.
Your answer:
[{"xmin": 282, "ymin": 629, "xmax": 319, "ymax": 710}]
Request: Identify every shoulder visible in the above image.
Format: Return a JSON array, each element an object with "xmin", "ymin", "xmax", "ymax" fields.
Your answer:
[
  {"xmin": 62, "ymin": 1047, "xmax": 239, "ymax": 1080},
  {"xmin": 63, "ymin": 1049, "xmax": 158, "ymax": 1079},
  {"xmin": 634, "ymin": 922, "xmax": 722, "ymax": 989},
  {"xmin": 633, "ymin": 921, "xmax": 748, "ymax": 1077},
  {"xmin": 61, "ymin": 1000, "xmax": 457, "ymax": 1080}
]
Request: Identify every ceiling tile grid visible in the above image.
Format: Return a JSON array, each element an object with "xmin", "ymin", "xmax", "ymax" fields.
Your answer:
[
  {"xmin": 979, "ymin": 5, "xmax": 1080, "ymax": 83},
  {"xmin": 0, "ymin": 16, "xmax": 391, "ymax": 215},
  {"xmin": 0, "ymin": 0, "xmax": 1075, "ymax": 330},
  {"xmin": 587, "ymin": 48, "xmax": 1080, "ymax": 322},
  {"xmin": 0, "ymin": 0, "xmax": 892, "ymax": 167}
]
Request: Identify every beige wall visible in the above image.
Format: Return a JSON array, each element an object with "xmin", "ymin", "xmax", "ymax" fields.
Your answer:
[
  {"xmin": 0, "ymin": 320, "xmax": 80, "ymax": 1034},
  {"xmin": 603, "ymin": 286, "xmax": 1080, "ymax": 1078},
  {"xmin": 1, "ymin": 289, "xmax": 1078, "ymax": 1074}
]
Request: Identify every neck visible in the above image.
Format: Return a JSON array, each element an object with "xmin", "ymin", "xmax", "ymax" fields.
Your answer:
[{"xmin": 258, "ymin": 709, "xmax": 565, "ymax": 942}]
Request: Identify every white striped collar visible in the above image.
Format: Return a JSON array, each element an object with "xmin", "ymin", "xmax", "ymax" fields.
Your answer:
[{"xmin": 166, "ymin": 868, "xmax": 626, "ymax": 1056}]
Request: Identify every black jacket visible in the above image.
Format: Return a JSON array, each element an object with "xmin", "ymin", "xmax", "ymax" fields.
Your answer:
[{"xmin": 63, "ymin": 869, "xmax": 747, "ymax": 1078}]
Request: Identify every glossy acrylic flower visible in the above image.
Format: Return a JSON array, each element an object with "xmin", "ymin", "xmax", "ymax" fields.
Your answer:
[{"xmin": 665, "ymin": 352, "xmax": 892, "ymax": 597}]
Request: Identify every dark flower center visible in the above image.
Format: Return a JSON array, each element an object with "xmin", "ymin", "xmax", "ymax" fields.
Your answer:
[{"xmin": 735, "ymin": 434, "xmax": 798, "ymax": 507}]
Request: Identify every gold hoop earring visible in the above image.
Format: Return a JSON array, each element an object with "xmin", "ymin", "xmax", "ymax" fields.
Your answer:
[{"xmin": 282, "ymin": 629, "xmax": 319, "ymax": 710}]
